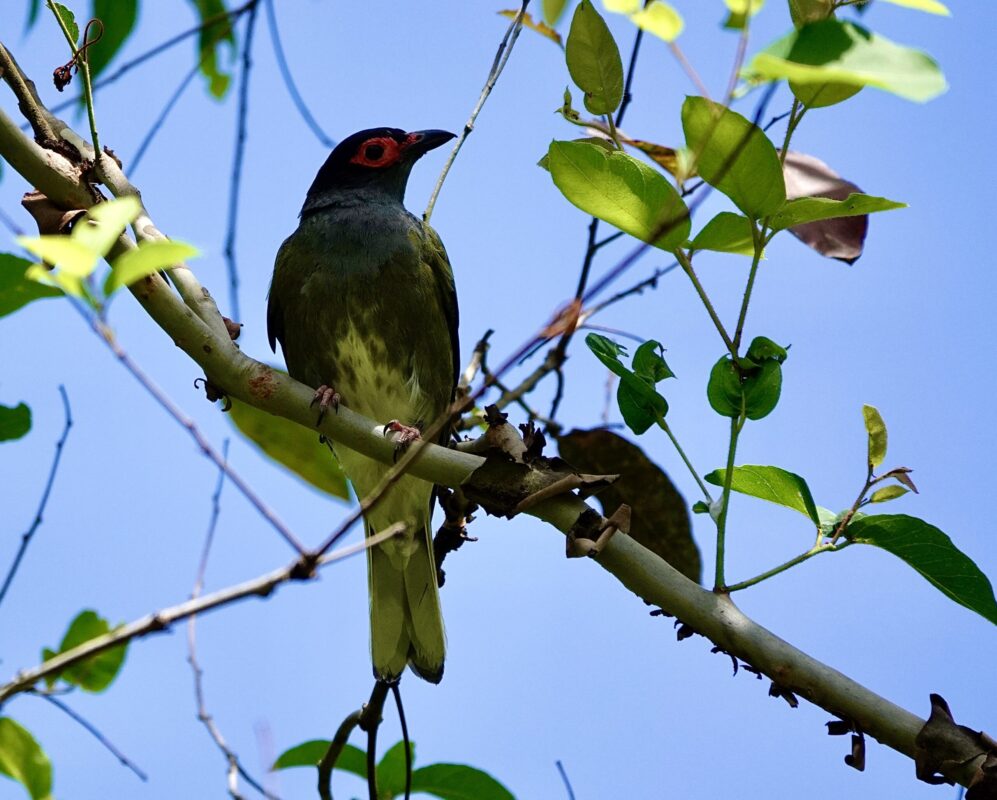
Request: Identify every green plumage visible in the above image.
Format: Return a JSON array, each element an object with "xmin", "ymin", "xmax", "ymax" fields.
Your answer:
[{"xmin": 268, "ymin": 128, "xmax": 459, "ymax": 683}]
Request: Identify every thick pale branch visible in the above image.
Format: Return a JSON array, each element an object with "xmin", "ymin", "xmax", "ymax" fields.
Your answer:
[{"xmin": 0, "ymin": 45, "xmax": 987, "ymax": 788}]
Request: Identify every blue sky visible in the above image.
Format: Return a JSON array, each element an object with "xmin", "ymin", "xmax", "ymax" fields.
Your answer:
[{"xmin": 1, "ymin": 1, "xmax": 995, "ymax": 798}]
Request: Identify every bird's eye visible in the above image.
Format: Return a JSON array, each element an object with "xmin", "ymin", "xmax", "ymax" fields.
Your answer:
[{"xmin": 364, "ymin": 144, "xmax": 385, "ymax": 161}]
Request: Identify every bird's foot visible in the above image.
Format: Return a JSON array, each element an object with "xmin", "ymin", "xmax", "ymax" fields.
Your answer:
[
  {"xmin": 311, "ymin": 385, "xmax": 341, "ymax": 424},
  {"xmin": 383, "ymin": 420, "xmax": 422, "ymax": 456}
]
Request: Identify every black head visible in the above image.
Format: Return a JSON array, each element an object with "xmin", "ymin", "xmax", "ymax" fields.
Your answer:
[{"xmin": 305, "ymin": 127, "xmax": 455, "ymax": 203}]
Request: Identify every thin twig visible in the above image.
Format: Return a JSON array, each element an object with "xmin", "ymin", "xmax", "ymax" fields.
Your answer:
[
  {"xmin": 223, "ymin": 0, "xmax": 260, "ymax": 321},
  {"xmin": 0, "ymin": 205, "xmax": 24, "ymax": 236},
  {"xmin": 130, "ymin": 57, "xmax": 205, "ymax": 175},
  {"xmin": 390, "ymin": 684, "xmax": 412, "ymax": 800},
  {"xmin": 187, "ymin": 441, "xmax": 276, "ymax": 799},
  {"xmin": 0, "ymin": 385, "xmax": 72, "ymax": 608},
  {"xmin": 318, "ymin": 708, "xmax": 362, "ymax": 800},
  {"xmin": 668, "ymin": 41, "xmax": 712, "ymax": 100},
  {"xmin": 555, "ymin": 760, "xmax": 576, "ymax": 800},
  {"xmin": 263, "ymin": 0, "xmax": 334, "ymax": 148},
  {"xmin": 0, "ymin": 527, "xmax": 403, "ymax": 704},
  {"xmin": 85, "ymin": 313, "xmax": 306, "ymax": 554},
  {"xmin": 423, "ymin": 0, "xmax": 529, "ymax": 222},
  {"xmin": 32, "ymin": 691, "xmax": 148, "ymax": 781},
  {"xmin": 363, "ymin": 682, "xmax": 390, "ymax": 800}
]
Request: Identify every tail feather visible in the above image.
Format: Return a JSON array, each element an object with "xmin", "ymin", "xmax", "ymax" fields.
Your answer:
[{"xmin": 368, "ymin": 521, "xmax": 445, "ymax": 683}]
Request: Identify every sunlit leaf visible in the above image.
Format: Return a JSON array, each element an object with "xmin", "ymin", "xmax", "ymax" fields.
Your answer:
[
  {"xmin": 227, "ymin": 385, "xmax": 351, "ymax": 501},
  {"xmin": 0, "ymin": 402, "xmax": 31, "ymax": 442},
  {"xmin": 869, "ymin": 485, "xmax": 909, "ymax": 503},
  {"xmin": 769, "ymin": 193, "xmax": 904, "ymax": 231},
  {"xmin": 0, "ymin": 254, "xmax": 62, "ymax": 318},
  {"xmin": 0, "ymin": 718, "xmax": 52, "ymax": 800},
  {"xmin": 43, "ymin": 610, "xmax": 128, "ymax": 693},
  {"xmin": 566, "ymin": 0, "xmax": 623, "ymax": 114},
  {"xmin": 878, "ymin": 0, "xmax": 950, "ymax": 15},
  {"xmin": 17, "ymin": 236, "xmax": 95, "ymax": 278},
  {"xmin": 748, "ymin": 20, "xmax": 947, "ymax": 103},
  {"xmin": 862, "ymin": 404, "xmax": 887, "ymax": 468},
  {"xmin": 548, "ymin": 140, "xmax": 690, "ymax": 249},
  {"xmin": 630, "ymin": 1, "xmax": 684, "ymax": 42},
  {"xmin": 185, "ymin": 0, "xmax": 236, "ymax": 98},
  {"xmin": 104, "ymin": 240, "xmax": 199, "ymax": 295},
  {"xmin": 845, "ymin": 515, "xmax": 997, "ymax": 626},
  {"xmin": 51, "ymin": 2, "xmax": 79, "ymax": 43},
  {"xmin": 705, "ymin": 465, "xmax": 820, "ymax": 525},
  {"xmin": 690, "ymin": 212, "xmax": 756, "ymax": 256},
  {"xmin": 724, "ymin": 0, "xmax": 764, "ymax": 29},
  {"xmin": 682, "ymin": 97, "xmax": 785, "ymax": 218},
  {"xmin": 410, "ymin": 763, "xmax": 516, "ymax": 800},
  {"xmin": 72, "ymin": 196, "xmax": 142, "ymax": 260}
]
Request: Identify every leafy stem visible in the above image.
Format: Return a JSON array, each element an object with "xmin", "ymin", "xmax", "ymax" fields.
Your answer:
[
  {"xmin": 674, "ymin": 248, "xmax": 736, "ymax": 358},
  {"xmin": 714, "ymin": 411, "xmax": 746, "ymax": 590},
  {"xmin": 47, "ymin": 5, "xmax": 102, "ymax": 156},
  {"xmin": 726, "ymin": 540, "xmax": 851, "ymax": 593},
  {"xmin": 830, "ymin": 464, "xmax": 875, "ymax": 544},
  {"xmin": 656, "ymin": 414, "xmax": 712, "ymax": 503},
  {"xmin": 732, "ymin": 219, "xmax": 766, "ymax": 352}
]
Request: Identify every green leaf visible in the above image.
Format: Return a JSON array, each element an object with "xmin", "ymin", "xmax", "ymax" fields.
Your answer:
[
  {"xmin": 845, "ymin": 515, "xmax": 997, "ymax": 626},
  {"xmin": 376, "ymin": 740, "xmax": 414, "ymax": 798},
  {"xmin": 788, "ymin": 0, "xmax": 834, "ymax": 26},
  {"xmin": 186, "ymin": 0, "xmax": 236, "ymax": 98},
  {"xmin": 632, "ymin": 340, "xmax": 674, "ymax": 383},
  {"xmin": 681, "ymin": 97, "xmax": 786, "ymax": 218},
  {"xmin": 690, "ymin": 212, "xmax": 756, "ymax": 256},
  {"xmin": 0, "ymin": 254, "xmax": 63, "ymax": 318},
  {"xmin": 52, "ymin": 2, "xmax": 79, "ymax": 44},
  {"xmin": 724, "ymin": 0, "xmax": 764, "ymax": 29},
  {"xmin": 499, "ymin": 10, "xmax": 563, "ymax": 47},
  {"xmin": 537, "ymin": 136, "xmax": 614, "ymax": 171},
  {"xmin": 748, "ymin": 20, "xmax": 947, "ymax": 103},
  {"xmin": 87, "ymin": 0, "xmax": 139, "ymax": 81},
  {"xmin": 44, "ymin": 610, "xmax": 128, "ymax": 692},
  {"xmin": 629, "ymin": 2, "xmax": 684, "ymax": 43},
  {"xmin": 869, "ymin": 485, "xmax": 909, "ymax": 503},
  {"xmin": 692, "ymin": 500, "xmax": 710, "ymax": 514},
  {"xmin": 744, "ymin": 335, "xmax": 788, "ymax": 364},
  {"xmin": 742, "ymin": 359, "xmax": 782, "ymax": 420},
  {"xmin": 603, "ymin": 0, "xmax": 640, "ymax": 10},
  {"xmin": 410, "ymin": 763, "xmax": 516, "ymax": 800},
  {"xmin": 705, "ymin": 465, "xmax": 820, "ymax": 525},
  {"xmin": 227, "ymin": 387, "xmax": 351, "ymax": 501},
  {"xmin": 0, "ymin": 718, "xmax": 52, "ymax": 800},
  {"xmin": 547, "ymin": 141, "xmax": 690, "ymax": 250},
  {"xmin": 617, "ymin": 378, "xmax": 666, "ymax": 435},
  {"xmin": 74, "ymin": 197, "xmax": 142, "ymax": 259},
  {"xmin": 566, "ymin": 0, "xmax": 624, "ymax": 114},
  {"xmin": 862, "ymin": 404, "xmax": 887, "ymax": 468},
  {"xmin": 790, "ymin": 80, "xmax": 861, "ymax": 108},
  {"xmin": 104, "ymin": 241, "xmax": 199, "ymax": 295},
  {"xmin": 878, "ymin": 0, "xmax": 950, "ymax": 15},
  {"xmin": 271, "ymin": 740, "xmax": 367, "ymax": 779},
  {"xmin": 543, "ymin": 0, "xmax": 570, "ymax": 25},
  {"xmin": 26, "ymin": 0, "xmax": 44, "ymax": 30},
  {"xmin": 17, "ymin": 237, "xmax": 96, "ymax": 279},
  {"xmin": 769, "ymin": 193, "xmax": 905, "ymax": 231},
  {"xmin": 0, "ymin": 402, "xmax": 32, "ymax": 442},
  {"xmin": 707, "ymin": 356, "xmax": 743, "ymax": 418}
]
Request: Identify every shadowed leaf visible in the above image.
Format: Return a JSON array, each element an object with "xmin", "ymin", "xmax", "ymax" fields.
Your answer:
[
  {"xmin": 185, "ymin": 0, "xmax": 236, "ymax": 98},
  {"xmin": 376, "ymin": 740, "xmax": 415, "ymax": 798},
  {"xmin": 543, "ymin": 0, "xmax": 570, "ymax": 25},
  {"xmin": 43, "ymin": 610, "xmax": 127, "ymax": 692},
  {"xmin": 0, "ymin": 402, "xmax": 32, "ymax": 442},
  {"xmin": 227, "ymin": 383, "xmax": 350, "ymax": 501},
  {"xmin": 558, "ymin": 428, "xmax": 701, "ymax": 582},
  {"xmin": 88, "ymin": 0, "xmax": 139, "ymax": 82},
  {"xmin": 410, "ymin": 762, "xmax": 516, "ymax": 800},
  {"xmin": 691, "ymin": 212, "xmax": 756, "ymax": 256},
  {"xmin": 845, "ymin": 515, "xmax": 997, "ymax": 626},
  {"xmin": 272, "ymin": 739, "xmax": 367, "ymax": 779}
]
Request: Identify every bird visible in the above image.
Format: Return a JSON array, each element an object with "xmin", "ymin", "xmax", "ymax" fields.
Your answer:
[{"xmin": 267, "ymin": 127, "xmax": 459, "ymax": 683}]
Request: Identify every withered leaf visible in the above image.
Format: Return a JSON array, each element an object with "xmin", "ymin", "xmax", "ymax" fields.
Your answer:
[
  {"xmin": 557, "ymin": 428, "xmax": 701, "ymax": 583},
  {"xmin": 782, "ymin": 150, "xmax": 867, "ymax": 264},
  {"xmin": 499, "ymin": 9, "xmax": 563, "ymax": 47}
]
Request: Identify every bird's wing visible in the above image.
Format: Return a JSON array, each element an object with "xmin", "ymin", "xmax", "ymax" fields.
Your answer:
[
  {"xmin": 267, "ymin": 236, "xmax": 293, "ymax": 354},
  {"xmin": 420, "ymin": 222, "xmax": 460, "ymax": 394}
]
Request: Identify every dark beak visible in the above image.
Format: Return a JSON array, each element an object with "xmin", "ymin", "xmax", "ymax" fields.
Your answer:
[{"xmin": 405, "ymin": 129, "xmax": 456, "ymax": 159}]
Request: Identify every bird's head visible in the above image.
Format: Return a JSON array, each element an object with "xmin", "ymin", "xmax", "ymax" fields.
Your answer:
[{"xmin": 304, "ymin": 127, "xmax": 455, "ymax": 207}]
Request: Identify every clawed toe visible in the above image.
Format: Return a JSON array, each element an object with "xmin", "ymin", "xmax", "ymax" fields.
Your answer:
[
  {"xmin": 311, "ymin": 385, "xmax": 341, "ymax": 423},
  {"xmin": 383, "ymin": 419, "xmax": 422, "ymax": 450}
]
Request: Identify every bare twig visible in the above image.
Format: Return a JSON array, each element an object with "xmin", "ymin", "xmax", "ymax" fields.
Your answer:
[
  {"xmin": 0, "ymin": 385, "xmax": 72, "ymax": 609},
  {"xmin": 223, "ymin": 0, "xmax": 260, "ymax": 321},
  {"xmin": 32, "ymin": 690, "xmax": 148, "ymax": 781},
  {"xmin": 263, "ymin": 0, "xmax": 334, "ymax": 148},
  {"xmin": 130, "ymin": 59, "xmax": 204, "ymax": 175},
  {"xmin": 423, "ymin": 0, "xmax": 529, "ymax": 222},
  {"xmin": 555, "ymin": 760, "xmax": 576, "ymax": 800},
  {"xmin": 187, "ymin": 441, "xmax": 277, "ymax": 799},
  {"xmin": 0, "ymin": 527, "xmax": 402, "ymax": 705}
]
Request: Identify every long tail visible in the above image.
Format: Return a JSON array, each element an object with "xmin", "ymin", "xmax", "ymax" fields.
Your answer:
[{"xmin": 368, "ymin": 519, "xmax": 445, "ymax": 683}]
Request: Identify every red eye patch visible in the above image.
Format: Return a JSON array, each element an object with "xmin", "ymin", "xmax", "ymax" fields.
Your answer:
[{"xmin": 350, "ymin": 137, "xmax": 402, "ymax": 168}]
